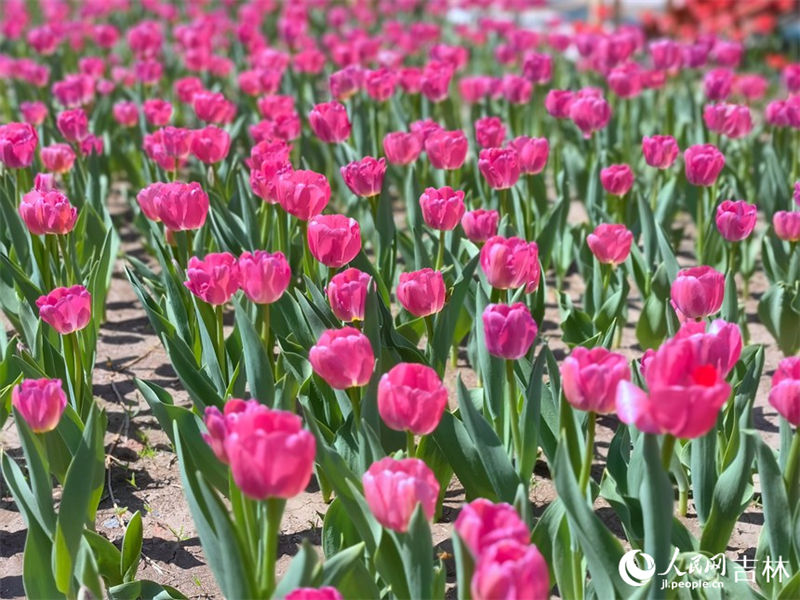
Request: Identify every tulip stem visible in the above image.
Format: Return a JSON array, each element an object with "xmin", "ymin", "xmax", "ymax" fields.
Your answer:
[
  {"xmin": 406, "ymin": 430, "xmax": 416, "ymax": 458},
  {"xmin": 424, "ymin": 316, "xmax": 436, "ymax": 364},
  {"xmin": 784, "ymin": 426, "xmax": 800, "ymax": 507},
  {"xmin": 56, "ymin": 234, "xmax": 75, "ymax": 285},
  {"xmin": 435, "ymin": 230, "xmax": 445, "ymax": 271},
  {"xmin": 65, "ymin": 332, "xmax": 86, "ymax": 421},
  {"xmin": 578, "ymin": 411, "xmax": 596, "ymax": 495},
  {"xmin": 505, "ymin": 360, "xmax": 522, "ymax": 472},
  {"xmin": 661, "ymin": 434, "xmax": 677, "ymax": 471},
  {"xmin": 347, "ymin": 386, "xmax": 361, "ymax": 426},
  {"xmin": 261, "ymin": 303, "xmax": 274, "ymax": 383},
  {"xmin": 215, "ymin": 305, "xmax": 227, "ymax": 381},
  {"xmin": 261, "ymin": 497, "xmax": 285, "ymax": 598},
  {"xmin": 650, "ymin": 170, "xmax": 661, "ymax": 213}
]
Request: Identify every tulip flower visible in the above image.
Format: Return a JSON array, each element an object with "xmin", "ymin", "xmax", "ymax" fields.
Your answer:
[
  {"xmin": 703, "ymin": 68, "xmax": 734, "ymax": 101},
  {"xmin": 544, "ymin": 90, "xmax": 574, "ymax": 118},
  {"xmin": 238, "ymin": 251, "xmax": 291, "ymax": 305},
  {"xmin": 600, "ymin": 164, "xmax": 634, "ymax": 196},
  {"xmin": 474, "ymin": 116, "xmax": 506, "ymax": 149},
  {"xmin": 12, "ymin": 379, "xmax": 67, "ymax": 433},
  {"xmin": 471, "ymin": 540, "xmax": 550, "ymax": 600},
  {"xmin": 19, "ymin": 188, "xmax": 77, "ymax": 236},
  {"xmin": 684, "ymin": 144, "xmax": 726, "ymax": 187},
  {"xmin": 327, "ymin": 268, "xmax": 371, "ymax": 322},
  {"xmin": 192, "ymin": 91, "xmax": 236, "ymax": 124},
  {"xmin": 191, "ymin": 126, "xmax": 231, "ymax": 164},
  {"xmin": 307, "ymin": 214, "xmax": 361, "ymax": 268},
  {"xmin": 377, "ymin": 363, "xmax": 448, "ymax": 437},
  {"xmin": 561, "ymin": 347, "xmax": 631, "ymax": 415},
  {"xmin": 642, "ymin": 135, "xmax": 679, "ymax": 169},
  {"xmin": 454, "ymin": 499, "xmax": 529, "ymax": 556},
  {"xmin": 509, "ymin": 136, "xmax": 549, "ymax": 175},
  {"xmin": 56, "ymin": 109, "xmax": 89, "ymax": 142},
  {"xmin": 480, "ymin": 236, "xmax": 540, "ymax": 292},
  {"xmin": 156, "ymin": 181, "xmax": 209, "ymax": 231},
  {"xmin": 0, "ymin": 122, "xmax": 38, "ymax": 168},
  {"xmin": 308, "ymin": 101, "xmax": 351, "ymax": 143},
  {"xmin": 703, "ymin": 103, "xmax": 752, "ymax": 139},
  {"xmin": 362, "ymin": 457, "xmax": 439, "ymax": 533},
  {"xmin": 482, "ymin": 303, "xmax": 538, "ymax": 360},
  {"xmin": 184, "ymin": 253, "xmax": 241, "ymax": 306},
  {"xmin": 309, "ymin": 327, "xmax": 375, "ymax": 390},
  {"xmin": 715, "ymin": 200, "xmax": 757, "ymax": 242},
  {"xmin": 587, "ymin": 224, "xmax": 633, "ymax": 266},
  {"xmin": 276, "ymin": 169, "xmax": 330, "ymax": 221},
  {"xmin": 773, "ymin": 211, "xmax": 800, "ymax": 242},
  {"xmin": 769, "ymin": 357, "xmax": 800, "ymax": 426},
  {"xmin": 670, "ymin": 266, "xmax": 725, "ymax": 320},
  {"xmin": 113, "ymin": 101, "xmax": 139, "ymax": 127},
  {"xmin": 396, "ymin": 268, "xmax": 446, "ymax": 318},
  {"xmin": 671, "ymin": 319, "xmax": 742, "ymax": 378},
  {"xmin": 143, "ymin": 99, "xmax": 172, "ymax": 126},
  {"xmin": 40, "ymin": 143, "xmax": 76, "ymax": 173},
  {"xmin": 461, "ymin": 209, "xmax": 499, "ymax": 244},
  {"xmin": 425, "ymin": 129, "xmax": 468, "ymax": 170},
  {"xmin": 383, "ymin": 132, "xmax": 423, "ymax": 165},
  {"xmin": 419, "ymin": 186, "xmax": 466, "ymax": 231},
  {"xmin": 37, "ymin": 285, "xmax": 91, "ymax": 334},
  {"xmin": 478, "ymin": 148, "xmax": 520, "ymax": 191},
  {"xmin": 568, "ymin": 94, "xmax": 611, "ymax": 138},
  {"xmin": 20, "ymin": 101, "xmax": 48, "ymax": 126},
  {"xmin": 285, "ymin": 588, "xmax": 343, "ymax": 600},
  {"xmin": 340, "ymin": 157, "xmax": 386, "ymax": 198},
  {"xmin": 522, "ymin": 51, "xmax": 552, "ymax": 84}
]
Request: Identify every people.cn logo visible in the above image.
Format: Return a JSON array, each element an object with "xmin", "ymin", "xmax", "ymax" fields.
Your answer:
[{"xmin": 619, "ymin": 550, "xmax": 656, "ymax": 587}]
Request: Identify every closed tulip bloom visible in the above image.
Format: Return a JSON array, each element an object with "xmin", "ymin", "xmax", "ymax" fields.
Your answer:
[
  {"xmin": 684, "ymin": 144, "xmax": 725, "ymax": 187},
  {"xmin": 522, "ymin": 51, "xmax": 553, "ymax": 84},
  {"xmin": 362, "ymin": 457, "xmax": 439, "ymax": 533},
  {"xmin": 285, "ymin": 588, "xmax": 343, "ymax": 600},
  {"xmin": 0, "ymin": 122, "xmax": 38, "ymax": 168},
  {"xmin": 327, "ymin": 268, "xmax": 371, "ymax": 322},
  {"xmin": 703, "ymin": 103, "xmax": 752, "ymax": 139},
  {"xmin": 509, "ymin": 136, "xmax": 549, "ymax": 175},
  {"xmin": 12, "ymin": 379, "xmax": 67, "ymax": 433},
  {"xmin": 569, "ymin": 94, "xmax": 611, "ymax": 138},
  {"xmin": 670, "ymin": 266, "xmax": 725, "ymax": 320},
  {"xmin": 329, "ymin": 65, "xmax": 363, "ymax": 100},
  {"xmin": 475, "ymin": 116, "xmax": 506, "ymax": 149},
  {"xmin": 184, "ymin": 253, "xmax": 241, "ymax": 305},
  {"xmin": 425, "ymin": 129, "xmax": 468, "ymax": 170},
  {"xmin": 340, "ymin": 157, "xmax": 386, "ymax": 198},
  {"xmin": 650, "ymin": 39, "xmax": 683, "ymax": 70},
  {"xmin": 587, "ymin": 223, "xmax": 633, "ymax": 265},
  {"xmin": 461, "ymin": 209, "xmax": 499, "ymax": 244},
  {"xmin": 420, "ymin": 61, "xmax": 454, "ymax": 103},
  {"xmin": 365, "ymin": 67, "xmax": 397, "ymax": 101},
  {"xmin": 56, "ymin": 109, "xmax": 89, "ymax": 142},
  {"xmin": 191, "ymin": 126, "xmax": 231, "ymax": 164},
  {"xmin": 238, "ymin": 251, "xmax": 290, "ymax": 304},
  {"xmin": 459, "ymin": 76, "xmax": 492, "ymax": 104},
  {"xmin": 307, "ymin": 214, "xmax": 361, "ymax": 268},
  {"xmin": 33, "ymin": 173, "xmax": 55, "ymax": 192},
  {"xmin": 544, "ymin": 89, "xmax": 574, "ymax": 118},
  {"xmin": 478, "ymin": 148, "xmax": 520, "ymax": 190},
  {"xmin": 156, "ymin": 181, "xmax": 209, "ymax": 231},
  {"xmin": 20, "ymin": 101, "xmax": 48, "ymax": 126},
  {"xmin": 480, "ymin": 236, "xmax": 540, "ymax": 292},
  {"xmin": 36, "ymin": 285, "xmax": 92, "ymax": 334},
  {"xmin": 276, "ymin": 170, "xmax": 331, "ymax": 220},
  {"xmin": 561, "ymin": 347, "xmax": 631, "ymax": 414},
  {"xmin": 454, "ymin": 499, "xmax": 529, "ymax": 556},
  {"xmin": 715, "ymin": 200, "xmax": 756, "ymax": 242},
  {"xmin": 616, "ymin": 334, "xmax": 732, "ymax": 438},
  {"xmin": 19, "ymin": 188, "xmax": 77, "ymax": 235},
  {"xmin": 383, "ymin": 132, "xmax": 422, "ymax": 165},
  {"xmin": 308, "ymin": 101, "xmax": 351, "ymax": 143},
  {"xmin": 483, "ymin": 303, "xmax": 538, "ymax": 359},
  {"xmin": 378, "ymin": 363, "xmax": 448, "ymax": 435},
  {"xmin": 600, "ymin": 164, "xmax": 634, "ymax": 196},
  {"xmin": 769, "ymin": 357, "xmax": 800, "ymax": 425},
  {"xmin": 143, "ymin": 99, "xmax": 172, "ymax": 126},
  {"xmin": 135, "ymin": 182, "xmax": 164, "ymax": 222},
  {"xmin": 471, "ymin": 540, "xmax": 550, "ymax": 600},
  {"xmin": 217, "ymin": 400, "xmax": 316, "ymax": 499},
  {"xmin": 309, "ymin": 327, "xmax": 375, "ymax": 389},
  {"xmin": 773, "ymin": 211, "xmax": 800, "ymax": 242},
  {"xmin": 703, "ymin": 68, "xmax": 734, "ymax": 101},
  {"xmin": 642, "ymin": 135, "xmax": 679, "ymax": 169},
  {"xmin": 396, "ymin": 269, "xmax": 446, "ymax": 318},
  {"xmin": 607, "ymin": 63, "xmax": 643, "ymax": 99},
  {"xmin": 502, "ymin": 74, "xmax": 533, "ymax": 105},
  {"xmin": 41, "ymin": 143, "xmax": 76, "ymax": 173},
  {"xmin": 419, "ymin": 186, "xmax": 466, "ymax": 231},
  {"xmin": 113, "ymin": 101, "xmax": 139, "ymax": 127},
  {"xmin": 192, "ymin": 91, "xmax": 236, "ymax": 124}
]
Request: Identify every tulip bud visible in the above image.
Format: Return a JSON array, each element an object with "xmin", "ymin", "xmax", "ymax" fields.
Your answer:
[
  {"xmin": 307, "ymin": 214, "xmax": 361, "ymax": 268},
  {"xmin": 480, "ymin": 236, "xmax": 540, "ymax": 292},
  {"xmin": 362, "ymin": 457, "xmax": 439, "ymax": 532},
  {"xmin": 773, "ymin": 211, "xmax": 800, "ymax": 242},
  {"xmin": 156, "ymin": 181, "xmax": 209, "ymax": 231},
  {"xmin": 684, "ymin": 144, "xmax": 725, "ymax": 187},
  {"xmin": 768, "ymin": 357, "xmax": 800, "ymax": 426},
  {"xmin": 425, "ymin": 129, "xmax": 468, "ymax": 170},
  {"xmin": 641, "ymin": 135, "xmax": 679, "ymax": 169},
  {"xmin": 544, "ymin": 89, "xmax": 574, "ymax": 118},
  {"xmin": 703, "ymin": 103, "xmax": 752, "ymax": 139},
  {"xmin": 36, "ymin": 285, "xmax": 92, "ymax": 334},
  {"xmin": 191, "ymin": 126, "xmax": 231, "ymax": 164},
  {"xmin": 276, "ymin": 169, "xmax": 331, "ymax": 221},
  {"xmin": 340, "ymin": 157, "xmax": 386, "ymax": 198},
  {"xmin": 326, "ymin": 268, "xmax": 371, "ymax": 322},
  {"xmin": 143, "ymin": 98, "xmax": 172, "ymax": 126},
  {"xmin": 184, "ymin": 253, "xmax": 241, "ymax": 305},
  {"xmin": 715, "ymin": 200, "xmax": 757, "ymax": 242},
  {"xmin": 20, "ymin": 101, "xmax": 48, "ymax": 126},
  {"xmin": 461, "ymin": 209, "xmax": 499, "ymax": 244},
  {"xmin": 309, "ymin": 327, "xmax": 375, "ymax": 389},
  {"xmin": 377, "ymin": 363, "xmax": 448, "ymax": 435},
  {"xmin": 56, "ymin": 108, "xmax": 89, "ymax": 142},
  {"xmin": 419, "ymin": 186, "xmax": 466, "ymax": 231},
  {"xmin": 382, "ymin": 132, "xmax": 422, "ymax": 166},
  {"xmin": 703, "ymin": 68, "xmax": 734, "ymax": 101},
  {"xmin": 569, "ymin": 93, "xmax": 611, "ymax": 138},
  {"xmin": 586, "ymin": 223, "xmax": 633, "ymax": 265},
  {"xmin": 285, "ymin": 588, "xmax": 343, "ymax": 600},
  {"xmin": 478, "ymin": 148, "xmax": 521, "ymax": 190},
  {"xmin": 561, "ymin": 347, "xmax": 630, "ymax": 414},
  {"xmin": 40, "ymin": 143, "xmax": 76, "ymax": 173},
  {"xmin": 471, "ymin": 541, "xmax": 550, "ymax": 600},
  {"xmin": 308, "ymin": 101, "xmax": 351, "ymax": 143},
  {"xmin": 509, "ymin": 136, "xmax": 549, "ymax": 175},
  {"xmin": 454, "ymin": 498, "xmax": 529, "ymax": 556},
  {"xmin": 670, "ymin": 265, "xmax": 725, "ymax": 320},
  {"xmin": 474, "ymin": 116, "xmax": 506, "ymax": 149},
  {"xmin": 600, "ymin": 164, "xmax": 634, "ymax": 196},
  {"xmin": 238, "ymin": 251, "xmax": 291, "ymax": 305},
  {"xmin": 12, "ymin": 379, "xmax": 67, "ymax": 433},
  {"xmin": 396, "ymin": 268, "xmax": 446, "ymax": 318},
  {"xmin": 482, "ymin": 303, "xmax": 538, "ymax": 360}
]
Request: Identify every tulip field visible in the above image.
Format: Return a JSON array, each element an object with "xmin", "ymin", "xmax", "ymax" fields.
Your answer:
[{"xmin": 3, "ymin": 0, "xmax": 800, "ymax": 598}]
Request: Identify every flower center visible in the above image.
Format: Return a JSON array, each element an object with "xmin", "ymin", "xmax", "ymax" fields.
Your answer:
[{"xmin": 691, "ymin": 364, "xmax": 718, "ymax": 387}]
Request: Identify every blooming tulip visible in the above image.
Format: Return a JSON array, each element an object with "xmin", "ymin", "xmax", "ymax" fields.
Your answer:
[
  {"xmin": 340, "ymin": 157, "xmax": 386, "ymax": 198},
  {"xmin": 670, "ymin": 266, "xmax": 725, "ymax": 320},
  {"xmin": 377, "ymin": 363, "xmax": 448, "ymax": 435},
  {"xmin": 522, "ymin": 51, "xmax": 552, "ymax": 84},
  {"xmin": 396, "ymin": 269, "xmax": 446, "ymax": 318},
  {"xmin": 715, "ymin": 200, "xmax": 757, "ymax": 242},
  {"xmin": 285, "ymin": 588, "xmax": 343, "ymax": 600},
  {"xmin": 191, "ymin": 126, "xmax": 231, "ymax": 164},
  {"xmin": 0, "ymin": 122, "xmax": 38, "ymax": 168},
  {"xmin": 703, "ymin": 103, "xmax": 752, "ymax": 139},
  {"xmin": 569, "ymin": 94, "xmax": 611, "ymax": 138},
  {"xmin": 642, "ymin": 135, "xmax": 679, "ymax": 169},
  {"xmin": 276, "ymin": 170, "xmax": 330, "ymax": 220},
  {"xmin": 19, "ymin": 188, "xmax": 77, "ymax": 235},
  {"xmin": 482, "ymin": 303, "xmax": 538, "ymax": 360},
  {"xmin": 509, "ymin": 136, "xmax": 549, "ymax": 175},
  {"xmin": 308, "ymin": 101, "xmax": 351, "ymax": 143},
  {"xmin": 478, "ymin": 148, "xmax": 520, "ymax": 190},
  {"xmin": 238, "ymin": 251, "xmax": 291, "ymax": 305},
  {"xmin": 769, "ymin": 357, "xmax": 800, "ymax": 426},
  {"xmin": 561, "ymin": 347, "xmax": 631, "ymax": 414},
  {"xmin": 454, "ymin": 499, "xmax": 529, "ymax": 556},
  {"xmin": 37, "ymin": 285, "xmax": 91, "ymax": 334},
  {"xmin": 362, "ymin": 457, "xmax": 439, "ymax": 533},
  {"xmin": 480, "ymin": 236, "xmax": 540, "ymax": 292},
  {"xmin": 383, "ymin": 132, "xmax": 422, "ymax": 165},
  {"xmin": 143, "ymin": 99, "xmax": 172, "ymax": 126},
  {"xmin": 419, "ymin": 186, "xmax": 465, "ymax": 231},
  {"xmin": 12, "ymin": 379, "xmax": 67, "ymax": 433},
  {"xmin": 600, "ymin": 164, "xmax": 634, "ymax": 196},
  {"xmin": 327, "ymin": 268, "xmax": 371, "ymax": 322},
  {"xmin": 545, "ymin": 90, "xmax": 574, "ymax": 118},
  {"xmin": 461, "ymin": 209, "xmax": 499, "ymax": 244},
  {"xmin": 309, "ymin": 327, "xmax": 375, "ymax": 389},
  {"xmin": 156, "ymin": 181, "xmax": 209, "ymax": 231},
  {"xmin": 684, "ymin": 144, "xmax": 725, "ymax": 187},
  {"xmin": 307, "ymin": 214, "xmax": 361, "ymax": 268},
  {"xmin": 184, "ymin": 253, "xmax": 241, "ymax": 305},
  {"xmin": 703, "ymin": 68, "xmax": 734, "ymax": 101},
  {"xmin": 56, "ymin": 109, "xmax": 89, "ymax": 142},
  {"xmin": 475, "ymin": 116, "xmax": 506, "ymax": 149},
  {"xmin": 425, "ymin": 129, "xmax": 468, "ymax": 170},
  {"xmin": 471, "ymin": 540, "xmax": 550, "ymax": 600},
  {"xmin": 20, "ymin": 101, "xmax": 48, "ymax": 126},
  {"xmin": 773, "ymin": 211, "xmax": 800, "ymax": 242},
  {"xmin": 672, "ymin": 319, "xmax": 742, "ymax": 378},
  {"xmin": 41, "ymin": 143, "xmax": 76, "ymax": 173},
  {"xmin": 587, "ymin": 224, "xmax": 633, "ymax": 265}
]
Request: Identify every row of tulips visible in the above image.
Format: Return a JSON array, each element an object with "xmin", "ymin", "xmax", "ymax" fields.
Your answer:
[{"xmin": 1, "ymin": 1, "xmax": 800, "ymax": 599}]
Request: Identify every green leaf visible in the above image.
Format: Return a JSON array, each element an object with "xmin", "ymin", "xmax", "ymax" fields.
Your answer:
[
  {"xmin": 318, "ymin": 543, "xmax": 381, "ymax": 600},
  {"xmin": 638, "ymin": 435, "xmax": 674, "ymax": 593},
  {"xmin": 755, "ymin": 437, "xmax": 792, "ymax": 567},
  {"xmin": 400, "ymin": 505, "xmax": 434, "ymax": 600},
  {"xmin": 322, "ymin": 498, "xmax": 361, "ymax": 558},
  {"xmin": 233, "ymin": 299, "xmax": 275, "ymax": 405},
  {"xmin": 84, "ymin": 530, "xmax": 123, "ymax": 588},
  {"xmin": 107, "ymin": 580, "xmax": 188, "ymax": 600},
  {"xmin": 431, "ymin": 254, "xmax": 478, "ymax": 376},
  {"xmin": 120, "ymin": 511, "xmax": 143, "ymax": 582},
  {"xmin": 22, "ymin": 517, "xmax": 62, "ymax": 599},
  {"xmin": 273, "ymin": 539, "xmax": 319, "ymax": 597},
  {"xmin": 375, "ymin": 529, "xmax": 412, "ymax": 600}
]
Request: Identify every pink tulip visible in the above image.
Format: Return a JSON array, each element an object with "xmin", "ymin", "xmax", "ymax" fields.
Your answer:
[
  {"xmin": 20, "ymin": 101, "xmax": 48, "ymax": 126},
  {"xmin": 475, "ymin": 116, "xmax": 506, "ymax": 149},
  {"xmin": 238, "ymin": 251, "xmax": 291, "ymax": 305},
  {"xmin": 569, "ymin": 94, "xmax": 611, "ymax": 138},
  {"xmin": 156, "ymin": 181, "xmax": 209, "ymax": 231},
  {"xmin": 587, "ymin": 223, "xmax": 633, "ymax": 265},
  {"xmin": 56, "ymin": 109, "xmax": 89, "ymax": 142},
  {"xmin": 419, "ymin": 186, "xmax": 466, "ymax": 231},
  {"xmin": 396, "ymin": 269, "xmax": 446, "ymax": 318},
  {"xmin": 454, "ymin": 499, "xmax": 529, "ymax": 556},
  {"xmin": 12, "ymin": 379, "xmax": 67, "ymax": 433},
  {"xmin": 33, "ymin": 174, "xmax": 55, "ymax": 192},
  {"xmin": 672, "ymin": 319, "xmax": 742, "ymax": 378},
  {"xmin": 0, "ymin": 122, "xmax": 38, "ymax": 168},
  {"xmin": 522, "ymin": 51, "xmax": 552, "ymax": 84},
  {"xmin": 36, "ymin": 285, "xmax": 92, "ymax": 334},
  {"xmin": 365, "ymin": 67, "xmax": 397, "ymax": 102},
  {"xmin": 19, "ymin": 188, "xmax": 77, "ymax": 235},
  {"xmin": 509, "ymin": 136, "xmax": 549, "ymax": 175},
  {"xmin": 52, "ymin": 74, "xmax": 94, "ymax": 108},
  {"xmin": 307, "ymin": 214, "xmax": 361, "ymax": 268},
  {"xmin": 411, "ymin": 119, "xmax": 444, "ymax": 144},
  {"xmin": 184, "ymin": 253, "xmax": 241, "ymax": 306},
  {"xmin": 461, "ymin": 209, "xmax": 499, "ymax": 244},
  {"xmin": 285, "ymin": 588, "xmax": 343, "ymax": 600},
  {"xmin": 276, "ymin": 170, "xmax": 331, "ymax": 221},
  {"xmin": 79, "ymin": 135, "xmax": 103, "ymax": 158},
  {"xmin": 420, "ymin": 61, "xmax": 454, "ymax": 103},
  {"xmin": 191, "ymin": 126, "xmax": 231, "ymax": 164},
  {"xmin": 561, "ymin": 347, "xmax": 630, "ymax": 414},
  {"xmin": 174, "ymin": 76, "xmax": 204, "ymax": 103},
  {"xmin": 383, "ymin": 132, "xmax": 423, "ymax": 165},
  {"xmin": 329, "ymin": 66, "xmax": 363, "ymax": 100},
  {"xmin": 650, "ymin": 39, "xmax": 682, "ymax": 70},
  {"xmin": 600, "ymin": 164, "xmax": 634, "ymax": 196},
  {"xmin": 471, "ymin": 540, "xmax": 550, "ymax": 600},
  {"xmin": 340, "ymin": 157, "xmax": 386, "ymax": 198},
  {"xmin": 327, "ymin": 268, "xmax": 371, "ymax": 322},
  {"xmin": 544, "ymin": 89, "xmax": 574, "ymax": 118},
  {"xmin": 734, "ymin": 74, "xmax": 768, "ymax": 101},
  {"xmin": 143, "ymin": 99, "xmax": 172, "ymax": 126},
  {"xmin": 308, "ymin": 101, "xmax": 351, "ymax": 143},
  {"xmin": 378, "ymin": 363, "xmax": 448, "ymax": 435},
  {"xmin": 715, "ymin": 200, "xmax": 757, "ymax": 242},
  {"xmin": 703, "ymin": 68, "xmax": 734, "ymax": 101},
  {"xmin": 670, "ymin": 266, "xmax": 725, "ymax": 320},
  {"xmin": 204, "ymin": 400, "xmax": 315, "ymax": 499},
  {"xmin": 642, "ymin": 135, "xmax": 679, "ymax": 169},
  {"xmin": 362, "ymin": 457, "xmax": 439, "ymax": 533},
  {"xmin": 769, "ymin": 357, "xmax": 800, "ymax": 426},
  {"xmin": 684, "ymin": 144, "xmax": 725, "ymax": 187},
  {"xmin": 483, "ymin": 303, "xmax": 538, "ymax": 360},
  {"xmin": 478, "ymin": 148, "xmax": 520, "ymax": 191},
  {"xmin": 192, "ymin": 91, "xmax": 236, "ymax": 124},
  {"xmin": 309, "ymin": 327, "xmax": 375, "ymax": 389},
  {"xmin": 425, "ymin": 130, "xmax": 468, "ymax": 170},
  {"xmin": 250, "ymin": 160, "xmax": 291, "ymax": 205},
  {"xmin": 135, "ymin": 182, "xmax": 163, "ymax": 221},
  {"xmin": 607, "ymin": 63, "xmax": 643, "ymax": 99},
  {"xmin": 616, "ymin": 334, "xmax": 732, "ymax": 438},
  {"xmin": 773, "ymin": 211, "xmax": 800, "ymax": 242},
  {"xmin": 480, "ymin": 236, "xmax": 540, "ymax": 292},
  {"xmin": 502, "ymin": 75, "xmax": 533, "ymax": 105},
  {"xmin": 40, "ymin": 143, "xmax": 76, "ymax": 173},
  {"xmin": 459, "ymin": 76, "xmax": 492, "ymax": 104},
  {"xmin": 703, "ymin": 103, "xmax": 752, "ymax": 139}
]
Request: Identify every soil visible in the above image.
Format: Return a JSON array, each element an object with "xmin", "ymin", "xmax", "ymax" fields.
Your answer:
[{"xmin": 0, "ymin": 195, "xmax": 785, "ymax": 599}]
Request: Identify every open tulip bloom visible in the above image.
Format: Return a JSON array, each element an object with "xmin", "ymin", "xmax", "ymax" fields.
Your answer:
[{"xmin": 3, "ymin": 4, "xmax": 800, "ymax": 600}]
